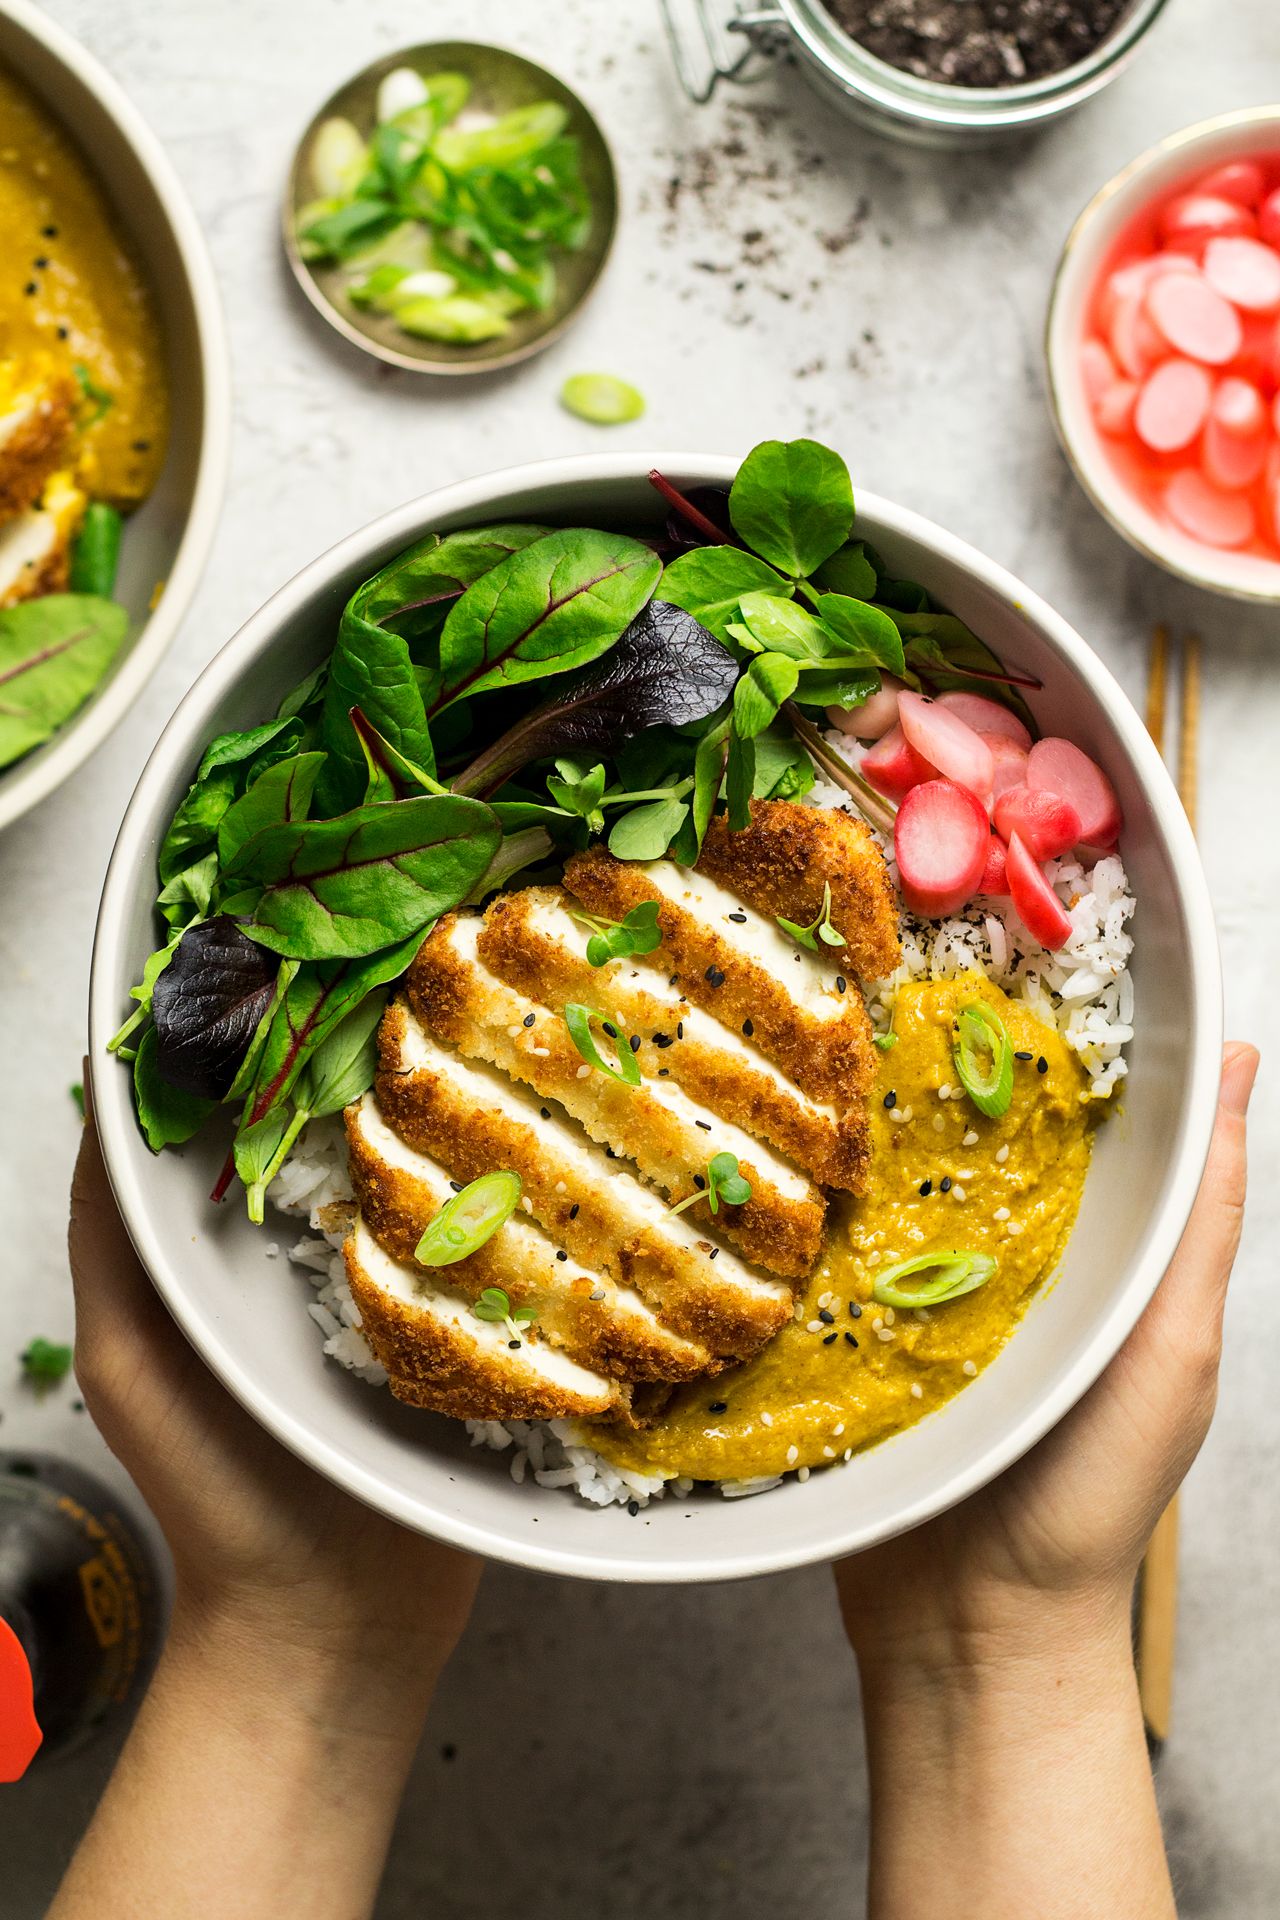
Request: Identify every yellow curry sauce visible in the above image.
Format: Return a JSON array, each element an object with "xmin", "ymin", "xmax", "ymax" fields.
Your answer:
[
  {"xmin": 595, "ymin": 979, "xmax": 1095, "ymax": 1483},
  {"xmin": 0, "ymin": 65, "xmax": 167, "ymax": 505}
]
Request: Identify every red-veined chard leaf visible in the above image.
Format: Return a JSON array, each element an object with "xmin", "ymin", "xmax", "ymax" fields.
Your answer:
[
  {"xmin": 0, "ymin": 595, "xmax": 129, "ymax": 769},
  {"xmin": 230, "ymin": 794, "xmax": 500, "ymax": 959},
  {"xmin": 158, "ymin": 716, "xmax": 304, "ymax": 886},
  {"xmin": 450, "ymin": 598, "xmax": 737, "ymax": 798},
  {"xmin": 656, "ymin": 545, "xmax": 792, "ymax": 642},
  {"xmin": 151, "ymin": 918, "xmax": 282, "ymax": 1098},
  {"xmin": 432, "ymin": 528, "xmax": 661, "ymax": 718},
  {"xmin": 215, "ymin": 750, "xmax": 326, "ymax": 869},
  {"xmin": 728, "ymin": 438, "xmax": 854, "ymax": 580}
]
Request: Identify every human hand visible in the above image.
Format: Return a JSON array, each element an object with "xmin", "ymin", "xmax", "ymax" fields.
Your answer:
[
  {"xmin": 68, "ymin": 1070, "xmax": 480, "ymax": 1727},
  {"xmin": 835, "ymin": 1041, "xmax": 1257, "ymax": 1672}
]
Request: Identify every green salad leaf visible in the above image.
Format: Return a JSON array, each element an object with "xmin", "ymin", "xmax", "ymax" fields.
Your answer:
[{"xmin": 0, "ymin": 596, "xmax": 129, "ymax": 769}]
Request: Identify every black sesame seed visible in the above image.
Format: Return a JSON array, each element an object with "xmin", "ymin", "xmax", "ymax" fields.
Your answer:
[
  {"xmin": 653, "ymin": 1033, "xmax": 672, "ymax": 1047},
  {"xmin": 602, "ymin": 1021, "xmax": 616, "ymax": 1039},
  {"xmin": 883, "ymin": 1090, "xmax": 897, "ymax": 1109},
  {"xmin": 522, "ymin": 1012, "xmax": 535, "ymax": 1028},
  {"xmin": 23, "ymin": 282, "xmax": 36, "ymax": 296},
  {"xmin": 818, "ymin": 1308, "xmax": 834, "ymax": 1324},
  {"xmin": 540, "ymin": 1107, "xmax": 550, "ymax": 1120},
  {"xmin": 556, "ymin": 1250, "xmax": 568, "ymax": 1262},
  {"xmin": 695, "ymin": 1119, "xmax": 712, "ymax": 1132},
  {"xmin": 708, "ymin": 1401, "xmax": 727, "ymax": 1413},
  {"xmin": 441, "ymin": 1743, "xmax": 457, "ymax": 1761},
  {"xmin": 1014, "ymin": 1049, "xmax": 1033, "ymax": 1062},
  {"xmin": 569, "ymin": 1203, "xmax": 580, "ymax": 1219},
  {"xmin": 449, "ymin": 1180, "xmax": 463, "ymax": 1193},
  {"xmin": 508, "ymin": 1339, "xmax": 521, "ymax": 1350},
  {"xmin": 844, "ymin": 1332, "xmax": 859, "ymax": 1348},
  {"xmin": 676, "ymin": 1021, "xmax": 684, "ymax": 1040},
  {"xmin": 658, "ymin": 1068, "xmax": 670, "ymax": 1076},
  {"xmin": 919, "ymin": 1179, "xmax": 933, "ymax": 1196},
  {"xmin": 56, "ymin": 325, "xmax": 68, "ymax": 339},
  {"xmin": 627, "ymin": 1499, "xmax": 640, "ymax": 1516},
  {"xmin": 849, "ymin": 1302, "xmax": 862, "ymax": 1319},
  {"xmin": 823, "ymin": 1331, "xmax": 838, "ymax": 1345},
  {"xmin": 693, "ymin": 1174, "xmax": 706, "ymax": 1189},
  {"xmin": 835, "ymin": 976, "xmax": 847, "ymax": 994},
  {"xmin": 705, "ymin": 965, "xmax": 725, "ymax": 987},
  {"xmin": 708, "ymin": 1248, "xmax": 719, "ymax": 1260},
  {"xmin": 1037, "ymin": 1056, "xmax": 1048, "ymax": 1075},
  {"xmin": 605, "ymin": 1146, "xmax": 617, "ymax": 1159},
  {"xmin": 42, "ymin": 224, "xmax": 57, "ymax": 237},
  {"xmin": 728, "ymin": 910, "xmax": 747, "ymax": 923},
  {"xmin": 940, "ymin": 1176, "xmax": 952, "ymax": 1193},
  {"xmin": 132, "ymin": 438, "xmax": 151, "ymax": 451},
  {"xmin": 33, "ymin": 256, "xmax": 48, "ymax": 269},
  {"xmin": 629, "ymin": 1033, "xmax": 641, "ymax": 1053}
]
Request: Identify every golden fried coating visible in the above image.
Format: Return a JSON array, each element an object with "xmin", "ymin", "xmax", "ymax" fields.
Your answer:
[{"xmin": 0, "ymin": 355, "xmax": 78, "ymax": 525}]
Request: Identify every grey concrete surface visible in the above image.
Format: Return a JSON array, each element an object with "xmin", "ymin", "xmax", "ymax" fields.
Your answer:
[{"xmin": 1, "ymin": 1, "xmax": 1277, "ymax": 1913}]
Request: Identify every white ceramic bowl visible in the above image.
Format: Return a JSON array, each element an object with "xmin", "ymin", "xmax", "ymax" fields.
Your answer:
[
  {"xmin": 89, "ymin": 453, "xmax": 1222, "ymax": 1584},
  {"xmin": 1046, "ymin": 106, "xmax": 1280, "ymax": 603},
  {"xmin": 0, "ymin": 0, "xmax": 230, "ymax": 831}
]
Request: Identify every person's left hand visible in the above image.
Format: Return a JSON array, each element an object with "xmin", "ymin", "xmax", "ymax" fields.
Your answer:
[{"xmin": 69, "ymin": 1072, "xmax": 480, "ymax": 1731}]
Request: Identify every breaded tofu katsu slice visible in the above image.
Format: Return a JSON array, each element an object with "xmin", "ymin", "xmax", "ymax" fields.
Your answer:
[
  {"xmin": 0, "ymin": 355, "xmax": 78, "ymax": 523},
  {"xmin": 0, "ymin": 468, "xmax": 87, "ymax": 605},
  {"xmin": 344, "ymin": 798, "xmax": 899, "ymax": 1423}
]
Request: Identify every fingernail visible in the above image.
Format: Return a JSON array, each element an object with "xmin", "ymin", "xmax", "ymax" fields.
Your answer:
[{"xmin": 1221, "ymin": 1044, "xmax": 1259, "ymax": 1117}]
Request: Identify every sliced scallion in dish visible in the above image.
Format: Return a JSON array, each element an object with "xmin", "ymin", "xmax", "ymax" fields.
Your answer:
[
  {"xmin": 560, "ymin": 373, "xmax": 646, "ymax": 425},
  {"xmin": 415, "ymin": 1170, "xmax": 523, "ymax": 1266},
  {"xmin": 952, "ymin": 1001, "xmax": 1014, "ymax": 1119},
  {"xmin": 871, "ymin": 1250, "xmax": 996, "ymax": 1310},
  {"xmin": 563, "ymin": 1003, "xmax": 642, "ymax": 1086}
]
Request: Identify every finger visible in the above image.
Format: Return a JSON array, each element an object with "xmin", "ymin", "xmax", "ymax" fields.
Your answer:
[{"xmin": 69, "ymin": 1061, "xmax": 169, "ymax": 1352}]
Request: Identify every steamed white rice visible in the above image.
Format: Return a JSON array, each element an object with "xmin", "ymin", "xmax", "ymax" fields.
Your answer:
[{"xmin": 279, "ymin": 770, "xmax": 1136, "ymax": 1510}]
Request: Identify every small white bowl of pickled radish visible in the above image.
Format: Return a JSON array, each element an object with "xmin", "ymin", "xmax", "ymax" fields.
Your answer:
[{"xmin": 1047, "ymin": 106, "xmax": 1280, "ymax": 603}]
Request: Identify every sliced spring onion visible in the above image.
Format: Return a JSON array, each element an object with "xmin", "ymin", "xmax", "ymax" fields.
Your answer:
[
  {"xmin": 560, "ymin": 373, "xmax": 646, "ymax": 426},
  {"xmin": 415, "ymin": 1170, "xmax": 522, "ymax": 1266},
  {"xmin": 563, "ymin": 1003, "xmax": 642, "ymax": 1087},
  {"xmin": 871, "ymin": 1250, "xmax": 997, "ymax": 1311},
  {"xmin": 952, "ymin": 1001, "xmax": 1014, "ymax": 1119},
  {"xmin": 873, "ymin": 1031, "xmax": 898, "ymax": 1052},
  {"xmin": 69, "ymin": 503, "xmax": 122, "ymax": 598}
]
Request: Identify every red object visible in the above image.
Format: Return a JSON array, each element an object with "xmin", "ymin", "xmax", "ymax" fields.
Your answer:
[
  {"xmin": 0, "ymin": 1617, "xmax": 41, "ymax": 1784},
  {"xmin": 993, "ymin": 786, "xmax": 1084, "ymax": 861},
  {"xmin": 1134, "ymin": 358, "xmax": 1213, "ymax": 452},
  {"xmin": 978, "ymin": 834, "xmax": 1010, "ymax": 896},
  {"xmin": 1197, "ymin": 161, "xmax": 1266, "ymax": 208},
  {"xmin": 1146, "ymin": 271, "xmax": 1242, "ymax": 365},
  {"xmin": 1159, "ymin": 192, "xmax": 1256, "ymax": 249},
  {"xmin": 936, "ymin": 690, "xmax": 1032, "ymax": 749},
  {"xmin": 861, "ymin": 723, "xmax": 937, "ymax": 799},
  {"xmin": 825, "ymin": 675, "xmax": 903, "ymax": 742},
  {"xmin": 894, "ymin": 779, "xmax": 990, "ymax": 918},
  {"xmin": 897, "ymin": 692, "xmax": 994, "ymax": 802},
  {"xmin": 1006, "ymin": 833, "xmax": 1074, "ymax": 950},
  {"xmin": 985, "ymin": 735, "xmax": 1030, "ymax": 804},
  {"xmin": 1026, "ymin": 737, "xmax": 1123, "ymax": 845},
  {"xmin": 1259, "ymin": 187, "xmax": 1280, "ymax": 250}
]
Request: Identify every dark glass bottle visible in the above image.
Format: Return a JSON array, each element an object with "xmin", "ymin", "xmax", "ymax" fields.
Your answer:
[{"xmin": 0, "ymin": 1451, "xmax": 161, "ymax": 1782}]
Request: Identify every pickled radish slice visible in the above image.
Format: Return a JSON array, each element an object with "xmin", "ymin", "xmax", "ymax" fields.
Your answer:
[
  {"xmin": 894, "ymin": 780, "xmax": 990, "ymax": 919},
  {"xmin": 978, "ymin": 835, "xmax": 1009, "ymax": 897},
  {"xmin": 1165, "ymin": 468, "xmax": 1255, "ymax": 547},
  {"xmin": 1026, "ymin": 737, "xmax": 1122, "ymax": 845},
  {"xmin": 993, "ymin": 787, "xmax": 1084, "ymax": 861},
  {"xmin": 1098, "ymin": 254, "xmax": 1196, "ymax": 330},
  {"xmin": 1159, "ymin": 193, "xmax": 1256, "ymax": 249},
  {"xmin": 1081, "ymin": 338, "xmax": 1118, "ymax": 404},
  {"xmin": 1214, "ymin": 375, "xmax": 1267, "ymax": 436},
  {"xmin": 1134, "ymin": 358, "xmax": 1212, "ymax": 452},
  {"xmin": 827, "ymin": 673, "xmax": 904, "ymax": 741},
  {"xmin": 897, "ymin": 692, "xmax": 994, "ymax": 802},
  {"xmin": 1197, "ymin": 161, "xmax": 1266, "ymax": 208},
  {"xmin": 1096, "ymin": 378, "xmax": 1138, "ymax": 436},
  {"xmin": 986, "ymin": 736, "xmax": 1030, "ymax": 804},
  {"xmin": 936, "ymin": 692, "xmax": 1032, "ymax": 749},
  {"xmin": 1202, "ymin": 236, "xmax": 1280, "ymax": 313},
  {"xmin": 1111, "ymin": 290, "xmax": 1167, "ymax": 379},
  {"xmin": 1203, "ymin": 415, "xmax": 1267, "ymax": 490},
  {"xmin": 862, "ymin": 723, "xmax": 937, "ymax": 799},
  {"xmin": 1146, "ymin": 272, "xmax": 1243, "ymax": 365},
  {"xmin": 1006, "ymin": 833, "xmax": 1073, "ymax": 951},
  {"xmin": 1259, "ymin": 188, "xmax": 1280, "ymax": 250}
]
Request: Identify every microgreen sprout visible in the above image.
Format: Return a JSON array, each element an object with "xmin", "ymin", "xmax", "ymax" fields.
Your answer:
[
  {"xmin": 669, "ymin": 1151, "xmax": 753, "ymax": 1218},
  {"xmin": 777, "ymin": 881, "xmax": 845, "ymax": 954},
  {"xmin": 570, "ymin": 899, "xmax": 663, "ymax": 969},
  {"xmin": 472, "ymin": 1286, "xmax": 540, "ymax": 1344}
]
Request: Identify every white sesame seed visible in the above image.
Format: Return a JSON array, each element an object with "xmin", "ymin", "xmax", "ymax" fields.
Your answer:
[
  {"xmin": 937, "ymin": 1083, "xmax": 952, "ymax": 1100},
  {"xmin": 914, "ymin": 1305, "xmax": 931, "ymax": 1323},
  {"xmin": 797, "ymin": 1466, "xmax": 810, "ymax": 1482},
  {"xmin": 951, "ymin": 1184, "xmax": 966, "ymax": 1202},
  {"xmin": 963, "ymin": 1359, "xmax": 978, "ymax": 1377},
  {"xmin": 883, "ymin": 1306, "xmax": 895, "ymax": 1325},
  {"xmin": 807, "ymin": 1320, "xmax": 823, "ymax": 1333},
  {"xmin": 576, "ymin": 1064, "xmax": 591, "ymax": 1078},
  {"xmin": 877, "ymin": 1327, "xmax": 894, "ymax": 1343},
  {"xmin": 823, "ymin": 1445, "xmax": 835, "ymax": 1459},
  {"xmin": 760, "ymin": 1410, "xmax": 773, "ymax": 1427},
  {"xmin": 833, "ymin": 1422, "xmax": 845, "ymax": 1436},
  {"xmin": 507, "ymin": 1025, "xmax": 522, "ymax": 1038},
  {"xmin": 872, "ymin": 1315, "xmax": 884, "ymax": 1332},
  {"xmin": 995, "ymin": 1144, "xmax": 1010, "ymax": 1164},
  {"xmin": 910, "ymin": 1382, "xmax": 924, "ymax": 1400},
  {"xmin": 901, "ymin": 1105, "xmax": 913, "ymax": 1122},
  {"xmin": 843, "ymin": 1447, "xmax": 853, "ymax": 1462},
  {"xmin": 531, "ymin": 1045, "xmax": 550, "ymax": 1057},
  {"xmin": 933, "ymin": 1114, "xmax": 946, "ymax": 1133},
  {"xmin": 786, "ymin": 1444, "xmax": 799, "ymax": 1465},
  {"xmin": 1007, "ymin": 1220, "xmax": 1023, "ymax": 1236},
  {"xmin": 555, "ymin": 1180, "xmax": 567, "ymax": 1194},
  {"xmin": 520, "ymin": 1197, "xmax": 533, "ymax": 1212},
  {"xmin": 963, "ymin": 1130, "xmax": 979, "ymax": 1147},
  {"xmin": 993, "ymin": 1206, "xmax": 1010, "ymax": 1221}
]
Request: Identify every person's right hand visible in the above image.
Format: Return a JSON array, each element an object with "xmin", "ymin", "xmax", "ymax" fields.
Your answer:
[{"xmin": 69, "ymin": 1072, "xmax": 479, "ymax": 1725}]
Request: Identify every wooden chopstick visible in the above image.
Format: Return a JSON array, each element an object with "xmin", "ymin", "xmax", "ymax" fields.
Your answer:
[{"xmin": 1135, "ymin": 625, "xmax": 1200, "ymax": 1748}]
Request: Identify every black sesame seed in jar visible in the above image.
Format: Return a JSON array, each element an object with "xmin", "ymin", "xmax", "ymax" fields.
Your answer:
[{"xmin": 818, "ymin": 0, "xmax": 1133, "ymax": 89}]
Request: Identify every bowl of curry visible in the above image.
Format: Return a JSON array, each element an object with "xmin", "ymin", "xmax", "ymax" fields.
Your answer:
[{"xmin": 0, "ymin": 0, "xmax": 228, "ymax": 831}]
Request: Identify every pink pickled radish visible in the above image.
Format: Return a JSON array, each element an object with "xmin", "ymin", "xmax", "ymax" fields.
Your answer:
[
  {"xmin": 861, "ymin": 723, "xmax": 937, "ymax": 800},
  {"xmin": 986, "ymin": 736, "xmax": 1030, "ymax": 804},
  {"xmin": 1159, "ymin": 193, "xmax": 1256, "ymax": 249},
  {"xmin": 1165, "ymin": 468, "xmax": 1255, "ymax": 547},
  {"xmin": 1196, "ymin": 161, "xmax": 1266, "ymax": 208},
  {"xmin": 1259, "ymin": 188, "xmax": 1280, "ymax": 250},
  {"xmin": 1203, "ymin": 415, "xmax": 1267, "ymax": 491},
  {"xmin": 1081, "ymin": 338, "xmax": 1118, "ymax": 404},
  {"xmin": 993, "ymin": 786, "xmax": 1084, "ymax": 862},
  {"xmin": 978, "ymin": 835, "xmax": 1009, "ymax": 897},
  {"xmin": 897, "ymin": 692, "xmax": 994, "ymax": 802},
  {"xmin": 936, "ymin": 691, "xmax": 1032, "ymax": 749},
  {"xmin": 1006, "ymin": 833, "xmax": 1073, "ymax": 950},
  {"xmin": 894, "ymin": 780, "xmax": 990, "ymax": 919},
  {"xmin": 1146, "ymin": 272, "xmax": 1243, "ymax": 365},
  {"xmin": 1215, "ymin": 375, "xmax": 1267, "ymax": 436},
  {"xmin": 1026, "ymin": 737, "xmax": 1122, "ymax": 845},
  {"xmin": 1096, "ymin": 378, "xmax": 1138, "ymax": 436},
  {"xmin": 1134, "ymin": 358, "xmax": 1212, "ymax": 452},
  {"xmin": 1097, "ymin": 254, "xmax": 1194, "ymax": 329},
  {"xmin": 827, "ymin": 673, "xmax": 904, "ymax": 741},
  {"xmin": 1110, "ymin": 289, "xmax": 1167, "ymax": 379},
  {"xmin": 1202, "ymin": 236, "xmax": 1280, "ymax": 313}
]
